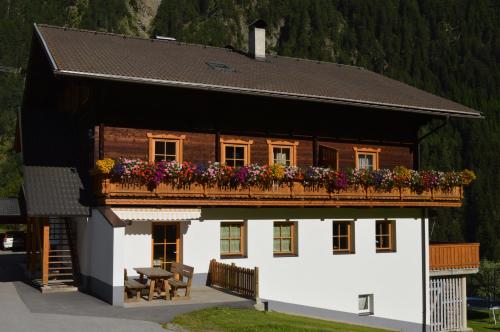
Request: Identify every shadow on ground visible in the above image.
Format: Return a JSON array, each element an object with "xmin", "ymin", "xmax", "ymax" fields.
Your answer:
[{"xmin": 0, "ymin": 252, "xmax": 253, "ymax": 323}]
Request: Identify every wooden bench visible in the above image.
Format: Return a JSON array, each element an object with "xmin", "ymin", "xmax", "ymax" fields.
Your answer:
[
  {"xmin": 168, "ymin": 263, "xmax": 194, "ymax": 300},
  {"xmin": 124, "ymin": 269, "xmax": 146, "ymax": 302}
]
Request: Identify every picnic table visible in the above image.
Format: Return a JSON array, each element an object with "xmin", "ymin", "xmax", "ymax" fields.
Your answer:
[{"xmin": 134, "ymin": 267, "xmax": 173, "ymax": 301}]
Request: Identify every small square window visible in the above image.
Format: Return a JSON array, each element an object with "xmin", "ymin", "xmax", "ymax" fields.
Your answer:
[
  {"xmin": 358, "ymin": 153, "xmax": 374, "ymax": 170},
  {"xmin": 358, "ymin": 294, "xmax": 374, "ymax": 315},
  {"xmin": 273, "ymin": 147, "xmax": 291, "ymax": 166},
  {"xmin": 154, "ymin": 140, "xmax": 177, "ymax": 162}
]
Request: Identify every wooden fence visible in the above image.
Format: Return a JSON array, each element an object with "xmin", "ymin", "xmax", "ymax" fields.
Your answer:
[
  {"xmin": 429, "ymin": 243, "xmax": 480, "ymax": 271},
  {"xmin": 207, "ymin": 259, "xmax": 259, "ymax": 299}
]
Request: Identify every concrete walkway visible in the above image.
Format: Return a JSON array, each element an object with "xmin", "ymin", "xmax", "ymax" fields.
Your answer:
[{"xmin": 0, "ymin": 252, "xmax": 253, "ymax": 331}]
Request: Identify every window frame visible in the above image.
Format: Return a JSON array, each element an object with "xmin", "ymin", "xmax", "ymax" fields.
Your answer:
[
  {"xmin": 332, "ymin": 220, "xmax": 355, "ymax": 254},
  {"xmin": 220, "ymin": 138, "xmax": 253, "ymax": 167},
  {"xmin": 147, "ymin": 133, "xmax": 185, "ymax": 163},
  {"xmin": 273, "ymin": 221, "xmax": 298, "ymax": 256},
  {"xmin": 375, "ymin": 220, "xmax": 396, "ymax": 252},
  {"xmin": 358, "ymin": 294, "xmax": 374, "ymax": 316},
  {"xmin": 220, "ymin": 221, "xmax": 246, "ymax": 258},
  {"xmin": 267, "ymin": 140, "xmax": 299, "ymax": 167},
  {"xmin": 353, "ymin": 147, "xmax": 381, "ymax": 170}
]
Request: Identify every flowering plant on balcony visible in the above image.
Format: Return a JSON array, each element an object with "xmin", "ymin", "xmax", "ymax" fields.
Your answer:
[{"xmin": 95, "ymin": 158, "xmax": 476, "ymax": 193}]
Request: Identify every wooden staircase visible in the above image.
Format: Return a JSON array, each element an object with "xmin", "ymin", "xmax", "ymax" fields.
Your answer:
[{"xmin": 41, "ymin": 219, "xmax": 79, "ymax": 292}]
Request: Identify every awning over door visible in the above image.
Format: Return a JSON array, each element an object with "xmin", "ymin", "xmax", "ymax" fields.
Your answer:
[{"xmin": 111, "ymin": 208, "xmax": 201, "ymax": 221}]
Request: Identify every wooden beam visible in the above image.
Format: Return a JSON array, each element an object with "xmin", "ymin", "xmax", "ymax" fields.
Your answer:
[
  {"xmin": 103, "ymin": 198, "xmax": 462, "ymax": 208},
  {"xmin": 42, "ymin": 218, "xmax": 50, "ymax": 286}
]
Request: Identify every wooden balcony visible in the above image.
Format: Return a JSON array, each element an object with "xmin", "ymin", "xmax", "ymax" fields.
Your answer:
[
  {"xmin": 95, "ymin": 178, "xmax": 463, "ymax": 207},
  {"xmin": 429, "ymin": 243, "xmax": 480, "ymax": 272}
]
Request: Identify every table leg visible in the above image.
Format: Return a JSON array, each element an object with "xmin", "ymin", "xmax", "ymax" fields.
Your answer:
[
  {"xmin": 139, "ymin": 273, "xmax": 144, "ymax": 284},
  {"xmin": 164, "ymin": 279, "xmax": 171, "ymax": 300},
  {"xmin": 148, "ymin": 279, "xmax": 156, "ymax": 301}
]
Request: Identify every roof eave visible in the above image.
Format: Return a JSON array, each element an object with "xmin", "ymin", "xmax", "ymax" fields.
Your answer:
[{"xmin": 54, "ymin": 69, "xmax": 484, "ymax": 119}]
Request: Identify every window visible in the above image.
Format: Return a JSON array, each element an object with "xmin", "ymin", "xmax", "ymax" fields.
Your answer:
[
  {"xmin": 273, "ymin": 222, "xmax": 297, "ymax": 256},
  {"xmin": 267, "ymin": 140, "xmax": 299, "ymax": 166},
  {"xmin": 376, "ymin": 220, "xmax": 396, "ymax": 252},
  {"xmin": 353, "ymin": 147, "xmax": 381, "ymax": 170},
  {"xmin": 220, "ymin": 139, "xmax": 253, "ymax": 167},
  {"xmin": 147, "ymin": 133, "xmax": 185, "ymax": 163},
  {"xmin": 358, "ymin": 294, "xmax": 374, "ymax": 315},
  {"xmin": 318, "ymin": 145, "xmax": 339, "ymax": 169},
  {"xmin": 220, "ymin": 222, "xmax": 245, "ymax": 257},
  {"xmin": 333, "ymin": 221, "xmax": 354, "ymax": 254}
]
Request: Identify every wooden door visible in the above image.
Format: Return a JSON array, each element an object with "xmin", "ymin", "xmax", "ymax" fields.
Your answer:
[{"xmin": 152, "ymin": 223, "xmax": 179, "ymax": 270}]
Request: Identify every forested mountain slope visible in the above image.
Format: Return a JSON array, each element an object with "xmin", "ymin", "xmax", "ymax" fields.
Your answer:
[{"xmin": 0, "ymin": 0, "xmax": 498, "ymax": 259}]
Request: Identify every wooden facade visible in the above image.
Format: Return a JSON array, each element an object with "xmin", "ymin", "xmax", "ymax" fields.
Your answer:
[
  {"xmin": 99, "ymin": 126, "xmax": 414, "ymax": 169},
  {"xmin": 429, "ymin": 243, "xmax": 480, "ymax": 271}
]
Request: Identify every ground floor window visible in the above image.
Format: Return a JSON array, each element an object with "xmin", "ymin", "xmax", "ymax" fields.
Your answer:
[
  {"xmin": 375, "ymin": 220, "xmax": 396, "ymax": 252},
  {"xmin": 220, "ymin": 222, "xmax": 245, "ymax": 257},
  {"xmin": 358, "ymin": 294, "xmax": 374, "ymax": 315},
  {"xmin": 273, "ymin": 222, "xmax": 297, "ymax": 256},
  {"xmin": 152, "ymin": 223, "xmax": 179, "ymax": 270},
  {"xmin": 333, "ymin": 220, "xmax": 354, "ymax": 254}
]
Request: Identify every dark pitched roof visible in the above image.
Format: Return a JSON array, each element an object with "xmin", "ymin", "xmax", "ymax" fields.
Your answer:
[
  {"xmin": 0, "ymin": 198, "xmax": 21, "ymax": 216},
  {"xmin": 34, "ymin": 24, "xmax": 482, "ymax": 119},
  {"xmin": 23, "ymin": 166, "xmax": 89, "ymax": 217}
]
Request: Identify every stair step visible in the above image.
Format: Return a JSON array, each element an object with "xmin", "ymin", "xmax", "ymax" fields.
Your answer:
[
  {"xmin": 50, "ymin": 249, "xmax": 71, "ymax": 252},
  {"xmin": 49, "ymin": 261, "xmax": 72, "ymax": 264},
  {"xmin": 49, "ymin": 273, "xmax": 74, "ymax": 277},
  {"xmin": 49, "ymin": 255, "xmax": 71, "ymax": 258}
]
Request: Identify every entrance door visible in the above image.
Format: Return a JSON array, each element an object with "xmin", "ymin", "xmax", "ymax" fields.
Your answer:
[{"xmin": 152, "ymin": 223, "xmax": 179, "ymax": 270}]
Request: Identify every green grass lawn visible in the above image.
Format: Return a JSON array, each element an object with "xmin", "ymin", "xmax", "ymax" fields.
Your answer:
[
  {"xmin": 168, "ymin": 307, "xmax": 390, "ymax": 332},
  {"xmin": 468, "ymin": 309, "xmax": 500, "ymax": 332}
]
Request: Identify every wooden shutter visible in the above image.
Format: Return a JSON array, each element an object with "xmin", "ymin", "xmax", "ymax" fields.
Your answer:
[{"xmin": 318, "ymin": 146, "xmax": 338, "ymax": 169}]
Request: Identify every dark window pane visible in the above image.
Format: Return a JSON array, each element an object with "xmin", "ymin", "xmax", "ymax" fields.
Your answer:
[
  {"xmin": 339, "ymin": 223, "xmax": 348, "ymax": 236},
  {"xmin": 154, "ymin": 155, "xmax": 164, "ymax": 162},
  {"xmin": 153, "ymin": 225, "xmax": 165, "ymax": 243},
  {"xmin": 225, "ymin": 146, "xmax": 234, "ymax": 159},
  {"xmin": 166, "ymin": 244, "xmax": 177, "ymax": 262},
  {"xmin": 153, "ymin": 244, "xmax": 164, "ymax": 263},
  {"xmin": 235, "ymin": 159, "xmax": 244, "ymax": 167},
  {"xmin": 333, "ymin": 237, "xmax": 340, "ymax": 250},
  {"xmin": 165, "ymin": 225, "xmax": 177, "ymax": 243},
  {"xmin": 155, "ymin": 141, "xmax": 165, "ymax": 155},
  {"xmin": 165, "ymin": 142, "xmax": 176, "ymax": 156},
  {"xmin": 164, "ymin": 155, "xmax": 176, "ymax": 162},
  {"xmin": 339, "ymin": 237, "xmax": 348, "ymax": 250},
  {"xmin": 235, "ymin": 147, "xmax": 244, "ymax": 159}
]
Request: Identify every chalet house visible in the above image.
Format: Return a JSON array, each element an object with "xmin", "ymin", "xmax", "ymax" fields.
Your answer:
[{"xmin": 17, "ymin": 22, "xmax": 482, "ymax": 332}]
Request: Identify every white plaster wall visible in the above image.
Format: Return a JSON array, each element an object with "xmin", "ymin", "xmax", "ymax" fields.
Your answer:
[
  {"xmin": 123, "ymin": 221, "xmax": 152, "ymax": 277},
  {"xmin": 76, "ymin": 209, "xmax": 124, "ymax": 287},
  {"xmin": 181, "ymin": 211, "xmax": 427, "ymax": 325}
]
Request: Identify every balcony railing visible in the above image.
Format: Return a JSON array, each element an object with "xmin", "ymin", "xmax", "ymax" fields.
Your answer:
[
  {"xmin": 429, "ymin": 243, "xmax": 480, "ymax": 271},
  {"xmin": 95, "ymin": 178, "xmax": 463, "ymax": 207}
]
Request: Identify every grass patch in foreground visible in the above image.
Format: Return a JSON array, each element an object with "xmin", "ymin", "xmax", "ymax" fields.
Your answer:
[
  {"xmin": 468, "ymin": 309, "xmax": 500, "ymax": 332},
  {"xmin": 168, "ymin": 307, "xmax": 390, "ymax": 332}
]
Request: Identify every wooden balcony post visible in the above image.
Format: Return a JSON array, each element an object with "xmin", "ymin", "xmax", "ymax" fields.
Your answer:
[{"xmin": 42, "ymin": 218, "xmax": 50, "ymax": 286}]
